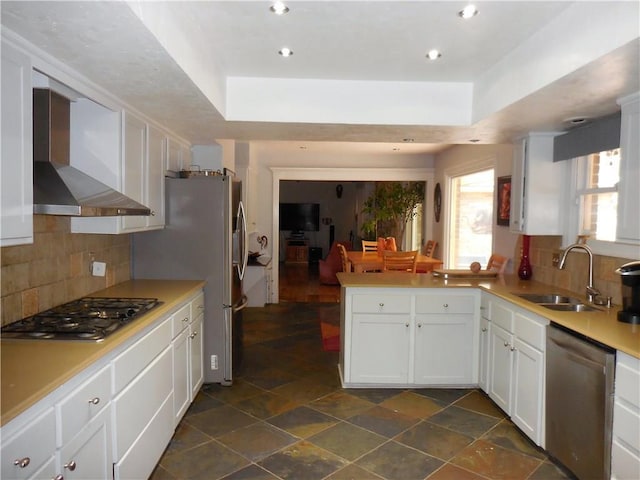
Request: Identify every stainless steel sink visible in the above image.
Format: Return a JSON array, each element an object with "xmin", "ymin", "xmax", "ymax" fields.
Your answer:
[
  {"xmin": 542, "ymin": 303, "xmax": 599, "ymax": 312},
  {"xmin": 515, "ymin": 292, "xmax": 601, "ymax": 312},
  {"xmin": 516, "ymin": 293, "xmax": 581, "ymax": 304}
]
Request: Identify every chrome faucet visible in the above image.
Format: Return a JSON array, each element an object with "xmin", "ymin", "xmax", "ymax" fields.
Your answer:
[{"xmin": 558, "ymin": 243, "xmax": 600, "ymax": 303}]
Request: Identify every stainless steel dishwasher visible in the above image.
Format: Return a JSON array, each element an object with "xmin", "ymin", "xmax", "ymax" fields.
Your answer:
[{"xmin": 546, "ymin": 324, "xmax": 615, "ymax": 480}]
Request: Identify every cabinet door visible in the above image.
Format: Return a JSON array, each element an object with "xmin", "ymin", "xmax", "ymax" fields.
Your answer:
[
  {"xmin": 58, "ymin": 406, "xmax": 112, "ymax": 480},
  {"xmin": 1, "ymin": 42, "xmax": 33, "ymax": 246},
  {"xmin": 350, "ymin": 314, "xmax": 410, "ymax": 384},
  {"xmin": 617, "ymin": 93, "xmax": 640, "ymax": 243},
  {"xmin": 511, "ymin": 337, "xmax": 545, "ymax": 446},
  {"xmin": 121, "ymin": 112, "xmax": 146, "ymax": 232},
  {"xmin": 1, "ymin": 408, "xmax": 56, "ymax": 480},
  {"xmin": 414, "ymin": 313, "xmax": 474, "ymax": 385},
  {"xmin": 173, "ymin": 327, "xmax": 190, "ymax": 425},
  {"xmin": 146, "ymin": 125, "xmax": 165, "ymax": 228},
  {"xmin": 489, "ymin": 324, "xmax": 513, "ymax": 413},
  {"xmin": 479, "ymin": 317, "xmax": 491, "ymax": 393},
  {"xmin": 189, "ymin": 314, "xmax": 204, "ymax": 400},
  {"xmin": 166, "ymin": 136, "xmax": 187, "ymax": 172}
]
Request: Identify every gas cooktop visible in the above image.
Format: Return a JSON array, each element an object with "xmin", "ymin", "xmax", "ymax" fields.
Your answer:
[{"xmin": 1, "ymin": 297, "xmax": 161, "ymax": 341}]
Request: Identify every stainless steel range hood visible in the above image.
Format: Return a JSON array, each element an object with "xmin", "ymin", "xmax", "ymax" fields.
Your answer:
[{"xmin": 33, "ymin": 88, "xmax": 151, "ymax": 216}]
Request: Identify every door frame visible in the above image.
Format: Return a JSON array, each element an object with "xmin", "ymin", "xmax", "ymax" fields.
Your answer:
[{"xmin": 270, "ymin": 167, "xmax": 434, "ymax": 303}]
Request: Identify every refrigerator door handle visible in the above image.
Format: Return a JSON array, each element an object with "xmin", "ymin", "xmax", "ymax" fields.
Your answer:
[{"xmin": 236, "ymin": 201, "xmax": 248, "ymax": 281}]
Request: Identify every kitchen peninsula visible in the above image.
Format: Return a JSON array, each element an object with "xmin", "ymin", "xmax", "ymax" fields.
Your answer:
[{"xmin": 337, "ymin": 271, "xmax": 640, "ymax": 474}]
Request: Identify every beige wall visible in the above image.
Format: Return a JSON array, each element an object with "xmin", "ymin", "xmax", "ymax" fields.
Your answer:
[{"xmin": 1, "ymin": 216, "xmax": 131, "ymax": 326}]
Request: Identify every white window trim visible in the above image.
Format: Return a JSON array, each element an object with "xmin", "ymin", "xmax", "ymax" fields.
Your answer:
[
  {"xmin": 443, "ymin": 155, "xmax": 496, "ymax": 268},
  {"xmin": 563, "ymin": 157, "xmax": 639, "ymax": 259}
]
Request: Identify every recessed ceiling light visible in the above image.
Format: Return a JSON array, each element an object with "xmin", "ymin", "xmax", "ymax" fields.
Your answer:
[
  {"xmin": 403, "ymin": 138, "xmax": 415, "ymax": 143},
  {"xmin": 426, "ymin": 49, "xmax": 442, "ymax": 60},
  {"xmin": 279, "ymin": 47, "xmax": 293, "ymax": 57},
  {"xmin": 392, "ymin": 147, "xmax": 401, "ymax": 151},
  {"xmin": 270, "ymin": 1, "xmax": 289, "ymax": 15},
  {"xmin": 469, "ymin": 139, "xmax": 480, "ymax": 143},
  {"xmin": 458, "ymin": 5, "xmax": 478, "ymax": 19},
  {"xmin": 565, "ymin": 116, "xmax": 589, "ymax": 125}
]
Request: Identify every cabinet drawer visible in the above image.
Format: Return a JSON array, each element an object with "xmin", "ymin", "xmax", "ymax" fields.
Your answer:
[
  {"xmin": 171, "ymin": 303, "xmax": 191, "ymax": 338},
  {"xmin": 191, "ymin": 292, "xmax": 205, "ymax": 321},
  {"xmin": 1, "ymin": 408, "xmax": 55, "ymax": 480},
  {"xmin": 112, "ymin": 318, "xmax": 171, "ymax": 394},
  {"xmin": 416, "ymin": 295, "xmax": 475, "ymax": 314},
  {"xmin": 613, "ymin": 401, "xmax": 640, "ymax": 453},
  {"xmin": 616, "ymin": 353, "xmax": 640, "ymax": 406},
  {"xmin": 113, "ymin": 346, "xmax": 172, "ymax": 459},
  {"xmin": 513, "ymin": 313, "xmax": 546, "ymax": 351},
  {"xmin": 58, "ymin": 365, "xmax": 112, "ymax": 446},
  {"xmin": 491, "ymin": 301, "xmax": 514, "ymax": 332},
  {"xmin": 352, "ymin": 294, "xmax": 411, "ymax": 314},
  {"xmin": 612, "ymin": 437, "xmax": 640, "ymax": 479}
]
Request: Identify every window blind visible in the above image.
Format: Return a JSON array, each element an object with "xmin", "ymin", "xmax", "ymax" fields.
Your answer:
[{"xmin": 553, "ymin": 112, "xmax": 621, "ymax": 162}]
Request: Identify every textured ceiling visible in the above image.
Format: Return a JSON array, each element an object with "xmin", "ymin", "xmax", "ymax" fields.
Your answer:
[{"xmin": 1, "ymin": 1, "xmax": 638, "ymax": 154}]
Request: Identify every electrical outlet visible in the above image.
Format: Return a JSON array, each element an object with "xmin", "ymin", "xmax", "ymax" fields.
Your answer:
[
  {"xmin": 91, "ymin": 261, "xmax": 106, "ymax": 277},
  {"xmin": 210, "ymin": 355, "xmax": 218, "ymax": 370},
  {"xmin": 552, "ymin": 253, "xmax": 560, "ymax": 267}
]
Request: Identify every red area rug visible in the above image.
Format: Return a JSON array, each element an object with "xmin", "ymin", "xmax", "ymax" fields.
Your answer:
[{"xmin": 320, "ymin": 321, "xmax": 340, "ymax": 352}]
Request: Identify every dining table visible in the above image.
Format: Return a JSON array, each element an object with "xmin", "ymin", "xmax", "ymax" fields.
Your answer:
[{"xmin": 346, "ymin": 251, "xmax": 444, "ymax": 273}]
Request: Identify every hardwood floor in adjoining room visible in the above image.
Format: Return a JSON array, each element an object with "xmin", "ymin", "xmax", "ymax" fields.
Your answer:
[{"xmin": 278, "ymin": 262, "xmax": 340, "ymax": 303}]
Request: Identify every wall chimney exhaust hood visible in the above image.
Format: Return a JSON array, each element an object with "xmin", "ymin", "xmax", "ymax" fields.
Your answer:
[{"xmin": 33, "ymin": 88, "xmax": 151, "ymax": 216}]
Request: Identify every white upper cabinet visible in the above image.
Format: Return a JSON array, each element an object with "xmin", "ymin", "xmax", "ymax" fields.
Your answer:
[
  {"xmin": 510, "ymin": 133, "xmax": 566, "ymax": 235},
  {"xmin": 616, "ymin": 93, "xmax": 640, "ymax": 244},
  {"xmin": 1, "ymin": 42, "xmax": 33, "ymax": 246},
  {"xmin": 166, "ymin": 137, "xmax": 189, "ymax": 173},
  {"xmin": 71, "ymin": 104, "xmax": 167, "ymax": 234}
]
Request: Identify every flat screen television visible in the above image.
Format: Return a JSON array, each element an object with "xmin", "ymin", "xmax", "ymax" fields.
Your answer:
[{"xmin": 279, "ymin": 203, "xmax": 320, "ymax": 232}]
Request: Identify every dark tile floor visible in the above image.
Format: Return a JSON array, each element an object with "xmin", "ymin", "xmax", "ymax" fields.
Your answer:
[{"xmin": 150, "ymin": 303, "xmax": 572, "ymax": 480}]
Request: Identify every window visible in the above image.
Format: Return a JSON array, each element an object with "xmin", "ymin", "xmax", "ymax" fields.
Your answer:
[
  {"xmin": 448, "ymin": 169, "xmax": 494, "ymax": 268},
  {"xmin": 576, "ymin": 149, "xmax": 620, "ymax": 242}
]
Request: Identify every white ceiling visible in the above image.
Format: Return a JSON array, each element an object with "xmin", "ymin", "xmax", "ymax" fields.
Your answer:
[{"xmin": 2, "ymin": 1, "xmax": 639, "ymax": 155}]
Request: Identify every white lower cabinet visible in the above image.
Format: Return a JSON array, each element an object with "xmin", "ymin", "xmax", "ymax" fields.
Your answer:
[
  {"xmin": 58, "ymin": 406, "xmax": 112, "ymax": 480},
  {"xmin": 479, "ymin": 295, "xmax": 491, "ymax": 392},
  {"xmin": 341, "ymin": 288, "xmax": 478, "ymax": 387},
  {"xmin": 1, "ymin": 288, "xmax": 205, "ymax": 480},
  {"xmin": 189, "ymin": 312, "xmax": 204, "ymax": 399},
  {"xmin": 484, "ymin": 293, "xmax": 547, "ymax": 447},
  {"xmin": 1, "ymin": 407, "xmax": 56, "ymax": 480},
  {"xmin": 611, "ymin": 351, "xmax": 640, "ymax": 479}
]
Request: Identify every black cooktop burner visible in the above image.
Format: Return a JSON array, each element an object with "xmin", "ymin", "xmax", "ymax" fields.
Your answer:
[{"xmin": 1, "ymin": 297, "xmax": 161, "ymax": 341}]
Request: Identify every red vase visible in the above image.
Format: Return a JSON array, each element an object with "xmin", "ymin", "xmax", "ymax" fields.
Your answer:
[{"xmin": 518, "ymin": 235, "xmax": 533, "ymax": 280}]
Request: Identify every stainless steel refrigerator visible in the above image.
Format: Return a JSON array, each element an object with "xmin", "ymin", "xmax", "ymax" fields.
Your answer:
[{"xmin": 131, "ymin": 172, "xmax": 248, "ymax": 385}]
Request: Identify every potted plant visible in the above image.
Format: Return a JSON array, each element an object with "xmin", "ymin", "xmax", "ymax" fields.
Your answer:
[{"xmin": 360, "ymin": 182, "xmax": 425, "ymax": 246}]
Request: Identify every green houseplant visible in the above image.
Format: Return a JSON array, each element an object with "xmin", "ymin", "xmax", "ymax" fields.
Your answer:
[{"xmin": 361, "ymin": 182, "xmax": 425, "ymax": 246}]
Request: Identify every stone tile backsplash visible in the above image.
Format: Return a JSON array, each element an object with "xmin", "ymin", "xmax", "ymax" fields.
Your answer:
[
  {"xmin": 515, "ymin": 235, "xmax": 635, "ymax": 306},
  {"xmin": 1, "ymin": 216, "xmax": 130, "ymax": 326}
]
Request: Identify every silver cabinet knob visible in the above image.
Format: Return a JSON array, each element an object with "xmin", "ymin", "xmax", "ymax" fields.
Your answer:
[
  {"xmin": 510, "ymin": 346, "xmax": 516, "ymax": 352},
  {"xmin": 88, "ymin": 397, "xmax": 100, "ymax": 405},
  {"xmin": 481, "ymin": 327, "xmax": 487, "ymax": 332},
  {"xmin": 14, "ymin": 457, "xmax": 30, "ymax": 468},
  {"xmin": 443, "ymin": 303, "xmax": 449, "ymax": 308},
  {"xmin": 504, "ymin": 341, "xmax": 509, "ymax": 347},
  {"xmin": 197, "ymin": 305, "xmax": 204, "ymax": 310},
  {"xmin": 64, "ymin": 461, "xmax": 76, "ymax": 471},
  {"xmin": 182, "ymin": 317, "xmax": 189, "ymax": 323},
  {"xmin": 190, "ymin": 331, "xmax": 198, "ymax": 339},
  {"xmin": 405, "ymin": 323, "xmax": 409, "ymax": 327},
  {"xmin": 379, "ymin": 303, "xmax": 384, "ymax": 307},
  {"xmin": 150, "ymin": 210, "xmax": 156, "ymax": 216},
  {"xmin": 52, "ymin": 475, "xmax": 64, "ymax": 480}
]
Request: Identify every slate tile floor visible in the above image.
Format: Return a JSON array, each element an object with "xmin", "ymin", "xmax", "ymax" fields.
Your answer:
[{"xmin": 150, "ymin": 303, "xmax": 572, "ymax": 480}]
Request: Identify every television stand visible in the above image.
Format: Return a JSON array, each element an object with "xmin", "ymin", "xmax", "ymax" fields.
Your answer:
[{"xmin": 285, "ymin": 238, "xmax": 309, "ymax": 264}]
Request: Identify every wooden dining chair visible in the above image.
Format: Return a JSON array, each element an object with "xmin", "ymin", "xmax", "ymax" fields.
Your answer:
[
  {"xmin": 486, "ymin": 254, "xmax": 508, "ymax": 273},
  {"xmin": 337, "ymin": 243, "xmax": 351, "ymax": 273},
  {"xmin": 382, "ymin": 250, "xmax": 419, "ymax": 273},
  {"xmin": 362, "ymin": 240, "xmax": 378, "ymax": 252},
  {"xmin": 423, "ymin": 240, "xmax": 437, "ymax": 258}
]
